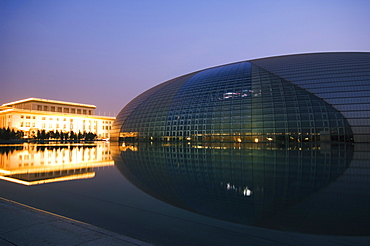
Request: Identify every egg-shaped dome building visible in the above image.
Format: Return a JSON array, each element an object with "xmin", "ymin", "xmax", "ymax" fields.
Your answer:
[{"xmin": 112, "ymin": 52, "xmax": 370, "ymax": 143}]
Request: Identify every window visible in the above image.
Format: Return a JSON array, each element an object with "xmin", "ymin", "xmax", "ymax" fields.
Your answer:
[
  {"xmin": 51, "ymin": 106, "xmax": 55, "ymax": 112},
  {"xmin": 83, "ymin": 110, "xmax": 87, "ymax": 114},
  {"xmin": 37, "ymin": 105, "xmax": 42, "ymax": 111},
  {"xmin": 42, "ymin": 117, "xmax": 46, "ymax": 120},
  {"xmin": 20, "ymin": 122, "xmax": 24, "ymax": 127},
  {"xmin": 64, "ymin": 108, "xmax": 69, "ymax": 113},
  {"xmin": 77, "ymin": 109, "xmax": 81, "ymax": 114},
  {"xmin": 58, "ymin": 107, "xmax": 62, "ymax": 112},
  {"xmin": 44, "ymin": 106, "xmax": 48, "ymax": 111},
  {"xmin": 26, "ymin": 122, "xmax": 30, "ymax": 127},
  {"xmin": 71, "ymin": 108, "xmax": 76, "ymax": 113}
]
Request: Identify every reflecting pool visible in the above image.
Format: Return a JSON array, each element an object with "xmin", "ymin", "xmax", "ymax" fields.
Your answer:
[
  {"xmin": 114, "ymin": 142, "xmax": 369, "ymax": 236},
  {"xmin": 0, "ymin": 142, "xmax": 113, "ymax": 185},
  {"xmin": 1, "ymin": 141, "xmax": 370, "ymax": 245}
]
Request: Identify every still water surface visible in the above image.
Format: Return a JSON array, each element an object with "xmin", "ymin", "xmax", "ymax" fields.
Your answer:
[{"xmin": 1, "ymin": 141, "xmax": 370, "ymax": 245}]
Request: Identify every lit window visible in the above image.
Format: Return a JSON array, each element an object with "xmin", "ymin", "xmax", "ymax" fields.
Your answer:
[{"xmin": 42, "ymin": 117, "xmax": 46, "ymax": 120}]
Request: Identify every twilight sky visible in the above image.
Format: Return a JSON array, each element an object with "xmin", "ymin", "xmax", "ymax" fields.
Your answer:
[{"xmin": 1, "ymin": 0, "xmax": 370, "ymax": 116}]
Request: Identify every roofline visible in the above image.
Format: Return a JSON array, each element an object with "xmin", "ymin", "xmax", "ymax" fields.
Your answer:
[
  {"xmin": 0, "ymin": 107, "xmax": 115, "ymax": 119},
  {"xmin": 155, "ymin": 51, "xmax": 370, "ymax": 85},
  {"xmin": 248, "ymin": 51, "xmax": 370, "ymax": 62},
  {"xmin": 2, "ymin": 98, "xmax": 96, "ymax": 109}
]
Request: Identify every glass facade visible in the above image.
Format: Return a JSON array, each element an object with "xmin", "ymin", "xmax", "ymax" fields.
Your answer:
[
  {"xmin": 112, "ymin": 52, "xmax": 370, "ymax": 143},
  {"xmin": 251, "ymin": 52, "xmax": 370, "ymax": 142}
]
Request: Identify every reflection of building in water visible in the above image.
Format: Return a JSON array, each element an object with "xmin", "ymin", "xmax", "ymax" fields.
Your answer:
[
  {"xmin": 0, "ymin": 98, "xmax": 115, "ymax": 139},
  {"xmin": 113, "ymin": 142, "xmax": 368, "ymax": 235},
  {"xmin": 0, "ymin": 142, "xmax": 113, "ymax": 185}
]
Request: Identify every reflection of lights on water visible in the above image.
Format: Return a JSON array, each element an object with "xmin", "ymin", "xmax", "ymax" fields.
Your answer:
[
  {"xmin": 243, "ymin": 187, "xmax": 252, "ymax": 196},
  {"xmin": 266, "ymin": 137, "xmax": 273, "ymax": 141},
  {"xmin": 237, "ymin": 138, "xmax": 242, "ymax": 142},
  {"xmin": 226, "ymin": 183, "xmax": 235, "ymax": 190},
  {"xmin": 224, "ymin": 182, "xmax": 252, "ymax": 197},
  {"xmin": 0, "ymin": 142, "xmax": 113, "ymax": 185},
  {"xmin": 254, "ymin": 138, "xmax": 259, "ymax": 143}
]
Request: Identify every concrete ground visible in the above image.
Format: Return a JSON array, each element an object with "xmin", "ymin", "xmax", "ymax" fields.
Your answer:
[{"xmin": 0, "ymin": 197, "xmax": 154, "ymax": 246}]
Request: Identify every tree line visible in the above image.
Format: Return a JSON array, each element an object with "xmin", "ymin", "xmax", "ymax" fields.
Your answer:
[
  {"xmin": 0, "ymin": 128, "xmax": 97, "ymax": 141},
  {"xmin": 0, "ymin": 128, "xmax": 24, "ymax": 140}
]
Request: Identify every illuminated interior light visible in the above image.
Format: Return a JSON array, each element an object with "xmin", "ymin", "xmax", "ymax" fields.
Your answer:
[
  {"xmin": 254, "ymin": 138, "xmax": 259, "ymax": 143},
  {"xmin": 243, "ymin": 187, "xmax": 252, "ymax": 196}
]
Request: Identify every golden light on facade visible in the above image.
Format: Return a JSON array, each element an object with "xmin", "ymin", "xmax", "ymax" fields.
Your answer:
[{"xmin": 0, "ymin": 98, "xmax": 115, "ymax": 139}]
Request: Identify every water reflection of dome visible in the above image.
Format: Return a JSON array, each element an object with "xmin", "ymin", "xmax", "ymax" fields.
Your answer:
[{"xmin": 113, "ymin": 142, "xmax": 359, "ymax": 235}]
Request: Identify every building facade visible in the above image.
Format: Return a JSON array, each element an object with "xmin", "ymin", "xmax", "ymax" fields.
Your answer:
[
  {"xmin": 112, "ymin": 52, "xmax": 370, "ymax": 143},
  {"xmin": 0, "ymin": 98, "xmax": 115, "ymax": 139}
]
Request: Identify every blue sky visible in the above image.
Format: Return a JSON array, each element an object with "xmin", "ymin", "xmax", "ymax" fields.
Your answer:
[{"xmin": 1, "ymin": 0, "xmax": 370, "ymax": 115}]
